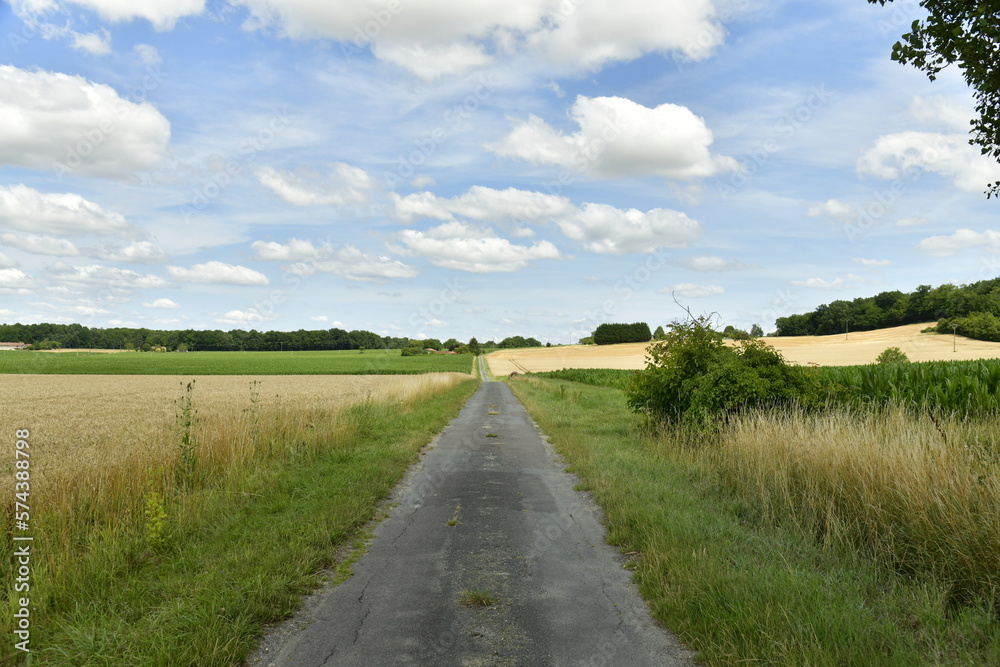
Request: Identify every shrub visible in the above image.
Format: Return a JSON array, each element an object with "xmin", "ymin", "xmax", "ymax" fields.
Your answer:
[
  {"xmin": 875, "ymin": 347, "xmax": 909, "ymax": 364},
  {"xmin": 400, "ymin": 346, "xmax": 425, "ymax": 357},
  {"xmin": 626, "ymin": 315, "xmax": 821, "ymax": 424}
]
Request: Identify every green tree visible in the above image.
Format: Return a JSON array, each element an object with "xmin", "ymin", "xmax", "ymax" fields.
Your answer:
[
  {"xmin": 870, "ymin": 0, "xmax": 1000, "ymax": 196},
  {"xmin": 468, "ymin": 337, "xmax": 481, "ymax": 355},
  {"xmin": 750, "ymin": 323, "xmax": 764, "ymax": 337},
  {"xmin": 653, "ymin": 325, "xmax": 667, "ymax": 340}
]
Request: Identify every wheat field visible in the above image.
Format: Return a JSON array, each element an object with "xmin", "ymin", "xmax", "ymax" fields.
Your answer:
[{"xmin": 0, "ymin": 373, "xmax": 469, "ymax": 545}]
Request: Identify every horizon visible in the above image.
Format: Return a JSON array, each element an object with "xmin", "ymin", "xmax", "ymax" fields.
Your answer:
[{"xmin": 2, "ymin": 1, "xmax": 999, "ymax": 345}]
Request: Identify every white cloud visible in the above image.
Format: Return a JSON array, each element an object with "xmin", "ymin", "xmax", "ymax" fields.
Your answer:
[
  {"xmin": 393, "ymin": 221, "xmax": 560, "ymax": 273},
  {"xmin": 909, "ymin": 96, "xmax": 970, "ymax": 132},
  {"xmin": 390, "ymin": 186, "xmax": 574, "ymax": 224},
  {"xmin": 916, "ymin": 229, "xmax": 1000, "ymax": 257},
  {"xmin": 678, "ymin": 255, "xmax": 748, "ymax": 271},
  {"xmin": 0, "ymin": 268, "xmax": 33, "ymax": 289},
  {"xmin": 167, "ymin": 261, "xmax": 269, "ymax": 285},
  {"xmin": 0, "ymin": 185, "xmax": 134, "ymax": 235},
  {"xmin": 0, "ymin": 252, "xmax": 17, "ymax": 268},
  {"xmin": 488, "ymin": 95, "xmax": 737, "ymax": 181},
  {"xmin": 896, "ymin": 216, "xmax": 929, "ymax": 227},
  {"xmin": 1, "ymin": 232, "xmax": 79, "ymax": 256},
  {"xmin": 143, "ymin": 298, "xmax": 180, "ymax": 309},
  {"xmin": 658, "ymin": 283, "xmax": 725, "ymax": 298},
  {"xmin": 857, "ymin": 131, "xmax": 1000, "ymax": 193},
  {"xmin": 410, "ymin": 175, "xmax": 436, "ymax": 189},
  {"xmin": 229, "ymin": 0, "xmax": 725, "ymax": 80},
  {"xmin": 15, "ymin": 0, "xmax": 206, "ymax": 31},
  {"xmin": 556, "ymin": 203, "xmax": 701, "ymax": 254},
  {"xmin": 852, "ymin": 257, "xmax": 892, "ymax": 267},
  {"xmin": 791, "ymin": 275, "xmax": 864, "ymax": 290},
  {"xmin": 250, "ymin": 238, "xmax": 330, "ymax": 261},
  {"xmin": 91, "ymin": 241, "xmax": 168, "ymax": 264},
  {"xmin": 70, "ymin": 28, "xmax": 111, "ymax": 55},
  {"xmin": 807, "ymin": 198, "xmax": 855, "ymax": 221},
  {"xmin": 256, "ymin": 163, "xmax": 374, "ymax": 206},
  {"xmin": 308, "ymin": 315, "xmax": 328, "ymax": 322},
  {"xmin": 134, "ymin": 44, "xmax": 162, "ymax": 65},
  {"xmin": 287, "ymin": 245, "xmax": 419, "ymax": 283},
  {"xmin": 47, "ymin": 263, "xmax": 168, "ymax": 288},
  {"xmin": 216, "ymin": 308, "xmax": 279, "ymax": 326},
  {"xmin": 0, "ymin": 66, "xmax": 170, "ymax": 179}
]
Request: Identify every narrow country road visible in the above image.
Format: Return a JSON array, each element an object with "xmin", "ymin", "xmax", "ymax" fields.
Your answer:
[{"xmin": 249, "ymin": 358, "xmax": 694, "ymax": 666}]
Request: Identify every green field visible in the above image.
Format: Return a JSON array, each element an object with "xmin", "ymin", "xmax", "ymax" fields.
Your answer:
[{"xmin": 0, "ymin": 349, "xmax": 474, "ymax": 375}]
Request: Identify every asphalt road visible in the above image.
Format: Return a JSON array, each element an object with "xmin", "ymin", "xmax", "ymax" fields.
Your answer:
[{"xmin": 249, "ymin": 359, "xmax": 694, "ymax": 666}]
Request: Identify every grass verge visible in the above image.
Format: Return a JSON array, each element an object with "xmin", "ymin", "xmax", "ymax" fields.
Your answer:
[
  {"xmin": 2, "ymin": 377, "xmax": 477, "ymax": 666},
  {"xmin": 508, "ymin": 376, "xmax": 1000, "ymax": 666}
]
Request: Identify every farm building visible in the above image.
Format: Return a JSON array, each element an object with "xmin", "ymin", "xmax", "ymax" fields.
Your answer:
[{"xmin": 0, "ymin": 342, "xmax": 26, "ymax": 351}]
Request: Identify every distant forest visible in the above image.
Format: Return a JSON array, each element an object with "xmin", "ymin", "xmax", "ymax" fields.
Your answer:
[
  {"xmin": 0, "ymin": 322, "xmax": 542, "ymax": 352},
  {"xmin": 775, "ymin": 277, "xmax": 1000, "ymax": 340}
]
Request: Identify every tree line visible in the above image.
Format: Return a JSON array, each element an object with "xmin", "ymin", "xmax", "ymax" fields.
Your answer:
[
  {"xmin": 0, "ymin": 322, "xmax": 546, "ymax": 352},
  {"xmin": 775, "ymin": 278, "xmax": 1000, "ymax": 337}
]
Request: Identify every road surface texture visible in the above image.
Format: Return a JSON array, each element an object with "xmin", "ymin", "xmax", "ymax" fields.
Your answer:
[{"xmin": 249, "ymin": 359, "xmax": 694, "ymax": 666}]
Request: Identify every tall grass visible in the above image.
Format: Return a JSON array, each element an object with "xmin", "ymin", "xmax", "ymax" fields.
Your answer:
[{"xmin": 704, "ymin": 407, "xmax": 1000, "ymax": 608}]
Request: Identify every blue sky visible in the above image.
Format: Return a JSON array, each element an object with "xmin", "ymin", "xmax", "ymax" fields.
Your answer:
[{"xmin": 1, "ymin": 0, "xmax": 999, "ymax": 344}]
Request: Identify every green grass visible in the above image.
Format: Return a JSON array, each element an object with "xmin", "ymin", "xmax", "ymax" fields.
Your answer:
[
  {"xmin": 3, "ymin": 378, "xmax": 478, "ymax": 666},
  {"xmin": 458, "ymin": 588, "xmax": 499, "ymax": 607},
  {"xmin": 531, "ymin": 367, "xmax": 636, "ymax": 390},
  {"xmin": 0, "ymin": 349, "xmax": 474, "ymax": 375},
  {"xmin": 508, "ymin": 376, "xmax": 1000, "ymax": 666}
]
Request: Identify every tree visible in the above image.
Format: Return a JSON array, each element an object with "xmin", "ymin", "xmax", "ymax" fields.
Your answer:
[
  {"xmin": 870, "ymin": 0, "xmax": 1000, "ymax": 197},
  {"xmin": 468, "ymin": 337, "xmax": 481, "ymax": 355},
  {"xmin": 750, "ymin": 323, "xmax": 764, "ymax": 337},
  {"xmin": 653, "ymin": 325, "xmax": 667, "ymax": 340},
  {"xmin": 443, "ymin": 338, "xmax": 461, "ymax": 351}
]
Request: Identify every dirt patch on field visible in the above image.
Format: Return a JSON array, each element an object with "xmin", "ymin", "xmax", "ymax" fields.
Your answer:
[{"xmin": 485, "ymin": 323, "xmax": 1000, "ymax": 374}]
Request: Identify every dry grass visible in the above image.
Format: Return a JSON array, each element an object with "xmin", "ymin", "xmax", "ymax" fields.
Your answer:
[
  {"xmin": 703, "ymin": 407, "xmax": 1000, "ymax": 604},
  {"xmin": 0, "ymin": 373, "xmax": 469, "ymax": 559}
]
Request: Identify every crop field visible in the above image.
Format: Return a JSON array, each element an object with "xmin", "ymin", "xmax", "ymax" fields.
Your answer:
[
  {"xmin": 0, "ymin": 372, "xmax": 475, "ymax": 664},
  {"xmin": 0, "ymin": 348, "xmax": 474, "ymax": 375},
  {"xmin": 486, "ymin": 323, "xmax": 1000, "ymax": 375}
]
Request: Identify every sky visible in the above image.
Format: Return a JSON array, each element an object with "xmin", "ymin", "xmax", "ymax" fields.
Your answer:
[{"xmin": 1, "ymin": 0, "xmax": 999, "ymax": 344}]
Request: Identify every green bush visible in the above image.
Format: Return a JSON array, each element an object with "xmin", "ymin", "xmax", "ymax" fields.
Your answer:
[
  {"xmin": 938, "ymin": 311, "xmax": 1000, "ymax": 342},
  {"xmin": 626, "ymin": 315, "xmax": 821, "ymax": 424},
  {"xmin": 875, "ymin": 347, "xmax": 909, "ymax": 364},
  {"xmin": 400, "ymin": 346, "xmax": 425, "ymax": 357}
]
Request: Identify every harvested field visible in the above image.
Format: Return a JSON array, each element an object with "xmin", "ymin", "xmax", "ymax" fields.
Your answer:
[{"xmin": 486, "ymin": 323, "xmax": 1000, "ymax": 374}]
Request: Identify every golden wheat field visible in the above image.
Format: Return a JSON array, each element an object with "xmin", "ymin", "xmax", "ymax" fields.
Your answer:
[
  {"xmin": 486, "ymin": 322, "xmax": 1000, "ymax": 374},
  {"xmin": 0, "ymin": 373, "xmax": 468, "ymax": 520}
]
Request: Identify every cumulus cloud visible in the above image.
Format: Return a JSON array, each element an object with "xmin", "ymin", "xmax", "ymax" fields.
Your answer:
[
  {"xmin": 657, "ymin": 283, "xmax": 725, "ymax": 298},
  {"xmin": 143, "ymin": 297, "xmax": 180, "ymax": 309},
  {"xmin": 896, "ymin": 216, "xmax": 929, "ymax": 227},
  {"xmin": 390, "ymin": 186, "xmax": 574, "ymax": 225},
  {"xmin": 556, "ymin": 204, "xmax": 700, "ymax": 254},
  {"xmin": 91, "ymin": 241, "xmax": 168, "ymax": 264},
  {"xmin": 0, "ymin": 185, "xmax": 134, "ymax": 235},
  {"xmin": 47, "ymin": 262, "xmax": 168, "ymax": 288},
  {"xmin": 852, "ymin": 257, "xmax": 892, "ymax": 267},
  {"xmin": 0, "ymin": 66, "xmax": 170, "ymax": 179},
  {"xmin": 916, "ymin": 229, "xmax": 1000, "ymax": 257},
  {"xmin": 216, "ymin": 308, "xmax": 280, "ymax": 326},
  {"xmin": 228, "ymin": 0, "xmax": 725, "ymax": 80},
  {"xmin": 393, "ymin": 185, "xmax": 700, "ymax": 255},
  {"xmin": 286, "ymin": 245, "xmax": 420, "ymax": 283},
  {"xmin": 488, "ymin": 95, "xmax": 737, "ymax": 181},
  {"xmin": 0, "ymin": 252, "xmax": 17, "ymax": 268},
  {"xmin": 1, "ymin": 232, "xmax": 79, "ymax": 256},
  {"xmin": 677, "ymin": 255, "xmax": 749, "ymax": 271},
  {"xmin": 392, "ymin": 221, "xmax": 560, "ymax": 273},
  {"xmin": 0, "ymin": 268, "xmax": 33, "ymax": 289},
  {"xmin": 134, "ymin": 44, "xmax": 162, "ymax": 65},
  {"xmin": 13, "ymin": 0, "xmax": 206, "ymax": 31},
  {"xmin": 256, "ymin": 163, "xmax": 374, "ymax": 206},
  {"xmin": 857, "ymin": 131, "xmax": 1000, "ymax": 193},
  {"xmin": 250, "ymin": 238, "xmax": 330, "ymax": 261},
  {"xmin": 167, "ymin": 261, "xmax": 269, "ymax": 285},
  {"xmin": 791, "ymin": 274, "xmax": 863, "ymax": 290},
  {"xmin": 70, "ymin": 28, "xmax": 111, "ymax": 55},
  {"xmin": 807, "ymin": 198, "xmax": 855, "ymax": 221}
]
